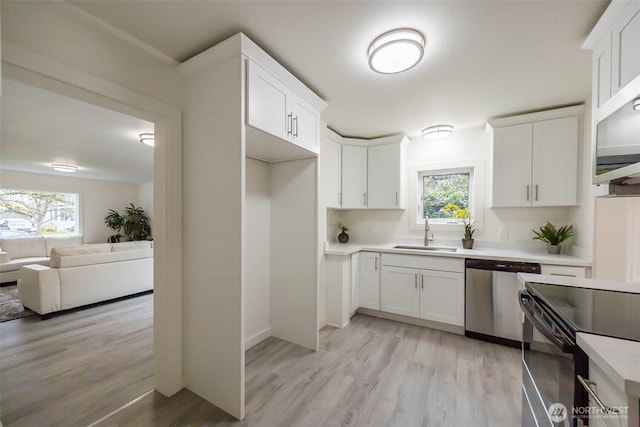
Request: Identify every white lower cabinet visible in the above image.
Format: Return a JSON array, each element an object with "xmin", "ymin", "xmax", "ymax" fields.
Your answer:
[
  {"xmin": 379, "ymin": 254, "xmax": 465, "ymax": 327},
  {"xmin": 380, "ymin": 266, "xmax": 420, "ymax": 317},
  {"xmin": 350, "ymin": 253, "xmax": 360, "ymax": 314},
  {"xmin": 359, "ymin": 252, "xmax": 380, "ymax": 310},
  {"xmin": 419, "ymin": 269, "xmax": 465, "ymax": 327}
]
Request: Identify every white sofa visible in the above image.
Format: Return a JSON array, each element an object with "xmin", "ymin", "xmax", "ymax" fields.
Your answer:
[
  {"xmin": 18, "ymin": 241, "xmax": 153, "ymax": 317},
  {"xmin": 0, "ymin": 235, "xmax": 84, "ymax": 283}
]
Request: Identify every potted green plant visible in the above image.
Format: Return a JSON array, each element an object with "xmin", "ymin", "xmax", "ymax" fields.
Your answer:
[
  {"xmin": 444, "ymin": 203, "xmax": 477, "ymax": 249},
  {"xmin": 336, "ymin": 221, "xmax": 349, "ymax": 244},
  {"xmin": 531, "ymin": 221, "xmax": 573, "ymax": 254},
  {"xmin": 104, "ymin": 203, "xmax": 152, "ymax": 243}
]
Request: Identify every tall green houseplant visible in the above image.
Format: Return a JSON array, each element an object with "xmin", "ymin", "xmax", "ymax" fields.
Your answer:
[{"xmin": 104, "ymin": 203, "xmax": 152, "ymax": 243}]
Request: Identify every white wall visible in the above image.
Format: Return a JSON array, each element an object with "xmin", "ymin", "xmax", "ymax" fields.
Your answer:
[
  {"xmin": 245, "ymin": 158, "xmax": 271, "ymax": 346},
  {"xmin": 138, "ymin": 182, "xmax": 154, "ymax": 221},
  {"xmin": 331, "ymin": 125, "xmax": 584, "ymax": 252},
  {"xmin": 1, "ymin": 169, "xmax": 141, "ymax": 243}
]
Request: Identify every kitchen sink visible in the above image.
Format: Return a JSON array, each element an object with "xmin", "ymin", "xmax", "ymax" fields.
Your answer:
[{"xmin": 393, "ymin": 245, "xmax": 458, "ymax": 253}]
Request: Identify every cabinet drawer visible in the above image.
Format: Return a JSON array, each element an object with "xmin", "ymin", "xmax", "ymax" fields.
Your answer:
[
  {"xmin": 381, "ymin": 253, "xmax": 464, "ymax": 273},
  {"xmin": 541, "ymin": 264, "xmax": 587, "ymax": 278}
]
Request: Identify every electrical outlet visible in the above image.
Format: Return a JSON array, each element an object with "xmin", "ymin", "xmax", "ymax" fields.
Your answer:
[
  {"xmin": 498, "ymin": 227, "xmax": 508, "ymax": 240},
  {"xmin": 367, "ymin": 226, "xmax": 378, "ymax": 234}
]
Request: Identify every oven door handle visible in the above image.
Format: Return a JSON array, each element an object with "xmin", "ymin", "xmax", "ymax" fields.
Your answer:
[{"xmin": 519, "ymin": 291, "xmax": 574, "ymax": 352}]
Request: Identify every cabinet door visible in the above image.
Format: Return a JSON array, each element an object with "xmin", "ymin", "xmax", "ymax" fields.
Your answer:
[
  {"xmin": 359, "ymin": 252, "xmax": 380, "ymax": 310},
  {"xmin": 341, "ymin": 145, "xmax": 368, "ymax": 208},
  {"xmin": 350, "ymin": 253, "xmax": 360, "ymax": 313},
  {"xmin": 324, "ymin": 136, "xmax": 342, "ymax": 208},
  {"xmin": 611, "ymin": 1, "xmax": 640, "ymax": 93},
  {"xmin": 593, "ymin": 31, "xmax": 612, "ymax": 108},
  {"xmin": 367, "ymin": 143, "xmax": 401, "ymax": 209},
  {"xmin": 291, "ymin": 94, "xmax": 320, "ymax": 154},
  {"xmin": 380, "ymin": 266, "xmax": 420, "ymax": 317},
  {"xmin": 532, "ymin": 116, "xmax": 579, "ymax": 206},
  {"xmin": 492, "ymin": 123, "xmax": 533, "ymax": 207},
  {"xmin": 246, "ymin": 61, "xmax": 291, "ymax": 141},
  {"xmin": 419, "ymin": 270, "xmax": 464, "ymax": 326}
]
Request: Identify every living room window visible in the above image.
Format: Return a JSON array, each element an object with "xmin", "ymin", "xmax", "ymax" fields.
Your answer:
[{"xmin": 0, "ymin": 189, "xmax": 79, "ymax": 237}]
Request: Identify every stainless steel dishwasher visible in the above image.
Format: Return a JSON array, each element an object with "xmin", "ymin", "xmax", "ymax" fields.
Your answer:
[{"xmin": 465, "ymin": 259, "xmax": 540, "ymax": 347}]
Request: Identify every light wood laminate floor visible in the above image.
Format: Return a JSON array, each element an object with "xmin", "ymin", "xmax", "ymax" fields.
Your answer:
[
  {"xmin": 97, "ymin": 314, "xmax": 521, "ymax": 426},
  {"xmin": 1, "ymin": 296, "xmax": 522, "ymax": 427},
  {"xmin": 0, "ymin": 294, "xmax": 154, "ymax": 427}
]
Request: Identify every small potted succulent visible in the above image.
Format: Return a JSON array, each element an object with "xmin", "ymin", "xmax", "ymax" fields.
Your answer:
[
  {"xmin": 336, "ymin": 221, "xmax": 349, "ymax": 244},
  {"xmin": 531, "ymin": 221, "xmax": 574, "ymax": 254},
  {"xmin": 444, "ymin": 203, "xmax": 477, "ymax": 249}
]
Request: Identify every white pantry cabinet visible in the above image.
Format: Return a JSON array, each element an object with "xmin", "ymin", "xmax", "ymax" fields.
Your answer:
[
  {"xmin": 247, "ymin": 60, "xmax": 321, "ymax": 154},
  {"xmin": 359, "ymin": 252, "xmax": 380, "ymax": 310},
  {"xmin": 488, "ymin": 106, "xmax": 583, "ymax": 207},
  {"xmin": 380, "ymin": 254, "xmax": 464, "ymax": 327}
]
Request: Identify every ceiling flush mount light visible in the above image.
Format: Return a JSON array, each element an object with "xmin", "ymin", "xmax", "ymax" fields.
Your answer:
[
  {"xmin": 139, "ymin": 133, "xmax": 155, "ymax": 147},
  {"xmin": 51, "ymin": 163, "xmax": 77, "ymax": 173},
  {"xmin": 422, "ymin": 125, "xmax": 454, "ymax": 140},
  {"xmin": 368, "ymin": 28, "xmax": 425, "ymax": 74},
  {"xmin": 633, "ymin": 97, "xmax": 640, "ymax": 111}
]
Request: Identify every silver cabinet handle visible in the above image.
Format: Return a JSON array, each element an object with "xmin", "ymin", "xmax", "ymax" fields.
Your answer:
[
  {"xmin": 338, "ymin": 192, "xmax": 342, "ymax": 205},
  {"xmin": 535, "ymin": 184, "xmax": 539, "ymax": 201},
  {"xmin": 577, "ymin": 375, "xmax": 619, "ymax": 415},
  {"xmin": 293, "ymin": 116, "xmax": 298, "ymax": 137},
  {"xmin": 526, "ymin": 185, "xmax": 530, "ymax": 201},
  {"xmin": 287, "ymin": 113, "xmax": 293, "ymax": 136},
  {"xmin": 421, "ymin": 274, "xmax": 424, "ymax": 289},
  {"xmin": 415, "ymin": 273, "xmax": 418, "ymax": 289},
  {"xmin": 395, "ymin": 192, "xmax": 398, "ymax": 205},
  {"xmin": 374, "ymin": 257, "xmax": 378, "ymax": 271},
  {"xmin": 363, "ymin": 193, "xmax": 367, "ymax": 206}
]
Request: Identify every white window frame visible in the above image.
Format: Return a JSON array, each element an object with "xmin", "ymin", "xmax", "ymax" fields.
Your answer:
[{"xmin": 409, "ymin": 159, "xmax": 485, "ymax": 231}]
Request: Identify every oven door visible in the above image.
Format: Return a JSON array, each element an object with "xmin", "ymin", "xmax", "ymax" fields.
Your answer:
[{"xmin": 520, "ymin": 291, "xmax": 576, "ymax": 427}]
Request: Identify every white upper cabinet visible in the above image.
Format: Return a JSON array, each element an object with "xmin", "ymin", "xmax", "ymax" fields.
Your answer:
[
  {"xmin": 333, "ymin": 134, "xmax": 407, "ymax": 209},
  {"xmin": 341, "ymin": 145, "xmax": 368, "ymax": 209},
  {"xmin": 246, "ymin": 59, "xmax": 322, "ymax": 157},
  {"xmin": 584, "ymin": 1, "xmax": 640, "ymax": 113},
  {"xmin": 324, "ymin": 132, "xmax": 342, "ymax": 209},
  {"xmin": 368, "ymin": 143, "xmax": 403, "ymax": 209},
  {"xmin": 488, "ymin": 106, "xmax": 582, "ymax": 208},
  {"xmin": 611, "ymin": 2, "xmax": 640, "ymax": 93}
]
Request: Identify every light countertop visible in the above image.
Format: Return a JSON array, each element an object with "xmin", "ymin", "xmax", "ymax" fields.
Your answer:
[
  {"xmin": 325, "ymin": 242, "xmax": 591, "ymax": 267},
  {"xmin": 577, "ymin": 333, "xmax": 640, "ymax": 397},
  {"xmin": 518, "ymin": 273, "xmax": 640, "ymax": 293}
]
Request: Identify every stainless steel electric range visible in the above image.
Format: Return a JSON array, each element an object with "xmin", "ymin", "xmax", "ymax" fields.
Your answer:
[{"xmin": 519, "ymin": 280, "xmax": 640, "ymax": 427}]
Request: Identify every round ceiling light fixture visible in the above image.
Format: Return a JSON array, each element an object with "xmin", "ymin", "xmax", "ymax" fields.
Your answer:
[
  {"xmin": 368, "ymin": 28, "xmax": 425, "ymax": 74},
  {"xmin": 422, "ymin": 125, "xmax": 454, "ymax": 140},
  {"xmin": 633, "ymin": 97, "xmax": 640, "ymax": 111},
  {"xmin": 139, "ymin": 133, "xmax": 155, "ymax": 147},
  {"xmin": 51, "ymin": 163, "xmax": 78, "ymax": 173}
]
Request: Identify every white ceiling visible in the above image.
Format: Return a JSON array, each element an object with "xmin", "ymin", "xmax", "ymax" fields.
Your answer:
[
  {"xmin": 1, "ymin": 79, "xmax": 154, "ymax": 183},
  {"xmin": 1, "ymin": 1, "xmax": 609, "ymax": 183}
]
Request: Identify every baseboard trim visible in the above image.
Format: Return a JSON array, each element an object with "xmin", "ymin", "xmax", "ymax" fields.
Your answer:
[
  {"xmin": 318, "ymin": 317, "xmax": 327, "ymax": 329},
  {"xmin": 356, "ymin": 308, "xmax": 464, "ymax": 335},
  {"xmin": 245, "ymin": 327, "xmax": 271, "ymax": 349}
]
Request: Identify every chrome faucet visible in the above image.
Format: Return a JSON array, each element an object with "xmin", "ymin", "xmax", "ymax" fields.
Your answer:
[{"xmin": 424, "ymin": 216, "xmax": 434, "ymax": 246}]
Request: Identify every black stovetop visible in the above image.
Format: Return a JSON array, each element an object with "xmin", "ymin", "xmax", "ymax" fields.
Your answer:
[{"xmin": 526, "ymin": 282, "xmax": 640, "ymax": 342}]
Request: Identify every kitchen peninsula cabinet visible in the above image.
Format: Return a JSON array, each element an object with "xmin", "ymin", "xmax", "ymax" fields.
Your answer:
[
  {"xmin": 180, "ymin": 32, "xmax": 326, "ymax": 420},
  {"xmin": 488, "ymin": 105, "xmax": 583, "ymax": 208}
]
